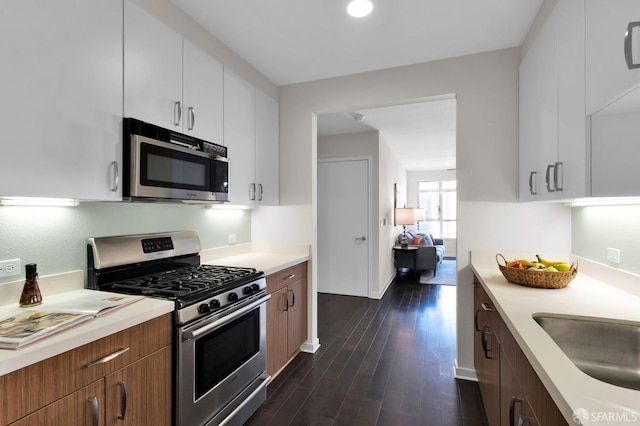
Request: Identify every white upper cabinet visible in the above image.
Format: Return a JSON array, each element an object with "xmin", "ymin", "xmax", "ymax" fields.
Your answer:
[
  {"xmin": 519, "ymin": 0, "xmax": 586, "ymax": 201},
  {"xmin": 586, "ymin": 0, "xmax": 640, "ymax": 196},
  {"xmin": 224, "ymin": 69, "xmax": 256, "ymax": 206},
  {"xmin": 556, "ymin": 0, "xmax": 587, "ymax": 200},
  {"xmin": 0, "ymin": 0, "xmax": 123, "ymax": 201},
  {"xmin": 183, "ymin": 41, "xmax": 224, "ymax": 145},
  {"xmin": 124, "ymin": 0, "xmax": 223, "ymax": 143},
  {"xmin": 255, "ymin": 90, "xmax": 280, "ymax": 206},
  {"xmin": 224, "ymin": 69, "xmax": 280, "ymax": 206},
  {"xmin": 586, "ymin": 0, "xmax": 640, "ymax": 114}
]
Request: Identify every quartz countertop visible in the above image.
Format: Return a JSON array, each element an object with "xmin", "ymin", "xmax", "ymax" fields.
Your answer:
[
  {"xmin": 200, "ymin": 242, "xmax": 310, "ymax": 276},
  {"xmin": 471, "ymin": 251, "xmax": 640, "ymax": 425}
]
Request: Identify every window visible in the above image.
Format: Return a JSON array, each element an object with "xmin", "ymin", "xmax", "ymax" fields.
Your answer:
[{"xmin": 417, "ymin": 180, "xmax": 456, "ymax": 238}]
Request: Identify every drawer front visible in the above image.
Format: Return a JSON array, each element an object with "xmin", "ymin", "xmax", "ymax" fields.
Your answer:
[
  {"xmin": 0, "ymin": 313, "xmax": 172, "ymax": 424},
  {"xmin": 266, "ymin": 262, "xmax": 307, "ymax": 294}
]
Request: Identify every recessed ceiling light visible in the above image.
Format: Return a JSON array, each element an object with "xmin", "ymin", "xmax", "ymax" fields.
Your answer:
[{"xmin": 347, "ymin": 0, "xmax": 373, "ymax": 18}]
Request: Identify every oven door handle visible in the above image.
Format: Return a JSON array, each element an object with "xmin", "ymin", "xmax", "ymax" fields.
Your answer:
[{"xmin": 183, "ymin": 294, "xmax": 271, "ymax": 341}]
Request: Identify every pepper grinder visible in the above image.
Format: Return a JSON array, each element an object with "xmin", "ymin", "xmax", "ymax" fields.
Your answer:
[{"xmin": 19, "ymin": 263, "xmax": 43, "ymax": 307}]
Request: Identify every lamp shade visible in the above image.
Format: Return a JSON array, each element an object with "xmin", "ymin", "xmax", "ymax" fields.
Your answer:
[{"xmin": 395, "ymin": 207, "xmax": 422, "ymax": 226}]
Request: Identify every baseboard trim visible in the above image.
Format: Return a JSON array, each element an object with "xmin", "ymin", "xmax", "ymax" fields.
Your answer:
[
  {"xmin": 453, "ymin": 360, "xmax": 478, "ymax": 381},
  {"xmin": 300, "ymin": 338, "xmax": 320, "ymax": 353},
  {"xmin": 369, "ymin": 273, "xmax": 395, "ymax": 299}
]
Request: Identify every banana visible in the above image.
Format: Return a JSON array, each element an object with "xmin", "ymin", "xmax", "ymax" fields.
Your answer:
[
  {"xmin": 536, "ymin": 254, "xmax": 563, "ymax": 267},
  {"xmin": 506, "ymin": 260, "xmax": 519, "ymax": 268},
  {"xmin": 536, "ymin": 255, "xmax": 572, "ymax": 271},
  {"xmin": 517, "ymin": 259, "xmax": 534, "ymax": 267}
]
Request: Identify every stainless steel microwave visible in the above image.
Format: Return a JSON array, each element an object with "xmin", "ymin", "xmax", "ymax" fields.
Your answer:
[{"xmin": 123, "ymin": 118, "xmax": 229, "ymax": 202}]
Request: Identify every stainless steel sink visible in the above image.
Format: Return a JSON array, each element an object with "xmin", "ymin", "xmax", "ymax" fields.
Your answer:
[{"xmin": 533, "ymin": 314, "xmax": 640, "ymax": 391}]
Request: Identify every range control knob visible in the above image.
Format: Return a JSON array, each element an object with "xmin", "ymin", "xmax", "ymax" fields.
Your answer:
[
  {"xmin": 251, "ymin": 284, "xmax": 260, "ymax": 292},
  {"xmin": 228, "ymin": 292, "xmax": 238, "ymax": 302},
  {"xmin": 198, "ymin": 303, "xmax": 211, "ymax": 314},
  {"xmin": 209, "ymin": 299, "xmax": 220, "ymax": 309},
  {"xmin": 243, "ymin": 286, "xmax": 254, "ymax": 295}
]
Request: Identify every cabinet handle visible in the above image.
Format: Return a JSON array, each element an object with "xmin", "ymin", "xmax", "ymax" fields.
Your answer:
[
  {"xmin": 481, "ymin": 326, "xmax": 494, "ymax": 359},
  {"xmin": 625, "ymin": 22, "xmax": 640, "ymax": 69},
  {"xmin": 553, "ymin": 161, "xmax": 563, "ymax": 191},
  {"xmin": 287, "ymin": 289, "xmax": 295, "ymax": 308},
  {"xmin": 528, "ymin": 171, "xmax": 537, "ymax": 195},
  {"xmin": 545, "ymin": 164, "xmax": 555, "ymax": 192},
  {"xmin": 283, "ymin": 274, "xmax": 295, "ymax": 281},
  {"xmin": 188, "ymin": 106, "xmax": 195, "ymax": 130},
  {"xmin": 480, "ymin": 302, "xmax": 494, "ymax": 312},
  {"xmin": 85, "ymin": 347, "xmax": 130, "ymax": 368},
  {"xmin": 118, "ymin": 381, "xmax": 127, "ymax": 420},
  {"xmin": 474, "ymin": 309, "xmax": 482, "ymax": 332},
  {"xmin": 509, "ymin": 396, "xmax": 524, "ymax": 426},
  {"xmin": 283, "ymin": 291, "xmax": 289, "ymax": 312},
  {"xmin": 174, "ymin": 101, "xmax": 182, "ymax": 126},
  {"xmin": 258, "ymin": 183, "xmax": 263, "ymax": 201},
  {"xmin": 249, "ymin": 183, "xmax": 256, "ymax": 201},
  {"xmin": 111, "ymin": 161, "xmax": 119, "ymax": 192},
  {"xmin": 88, "ymin": 396, "xmax": 99, "ymax": 426}
]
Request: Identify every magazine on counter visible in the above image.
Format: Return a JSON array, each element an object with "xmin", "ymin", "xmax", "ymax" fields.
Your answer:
[{"xmin": 0, "ymin": 290, "xmax": 142, "ymax": 350}]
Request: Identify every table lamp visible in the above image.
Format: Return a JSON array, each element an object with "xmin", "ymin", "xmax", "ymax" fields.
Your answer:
[{"xmin": 395, "ymin": 208, "xmax": 424, "ymax": 248}]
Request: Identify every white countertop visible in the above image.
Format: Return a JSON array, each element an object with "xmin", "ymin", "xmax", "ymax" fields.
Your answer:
[
  {"xmin": 0, "ymin": 293, "xmax": 173, "ymax": 376},
  {"xmin": 200, "ymin": 242, "xmax": 310, "ymax": 275},
  {"xmin": 471, "ymin": 251, "xmax": 640, "ymax": 425}
]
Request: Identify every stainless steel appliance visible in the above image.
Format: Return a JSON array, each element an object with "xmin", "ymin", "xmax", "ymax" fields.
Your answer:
[
  {"xmin": 123, "ymin": 118, "xmax": 229, "ymax": 202},
  {"xmin": 87, "ymin": 230, "xmax": 270, "ymax": 426}
]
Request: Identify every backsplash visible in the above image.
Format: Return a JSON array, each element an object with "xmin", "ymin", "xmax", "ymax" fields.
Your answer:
[
  {"xmin": 572, "ymin": 204, "xmax": 640, "ymax": 276},
  {"xmin": 0, "ymin": 203, "xmax": 250, "ymax": 284}
]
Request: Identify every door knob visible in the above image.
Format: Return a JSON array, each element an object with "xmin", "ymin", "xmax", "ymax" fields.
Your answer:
[{"xmin": 355, "ymin": 236, "xmax": 367, "ymax": 242}]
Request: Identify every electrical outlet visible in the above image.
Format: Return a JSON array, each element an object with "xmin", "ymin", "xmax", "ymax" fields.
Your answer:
[
  {"xmin": 607, "ymin": 248, "xmax": 621, "ymax": 264},
  {"xmin": 0, "ymin": 259, "xmax": 21, "ymax": 278},
  {"xmin": 228, "ymin": 234, "xmax": 237, "ymax": 245}
]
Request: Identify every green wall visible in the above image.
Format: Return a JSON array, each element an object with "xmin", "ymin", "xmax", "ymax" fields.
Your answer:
[
  {"xmin": 572, "ymin": 205, "xmax": 640, "ymax": 276},
  {"xmin": 0, "ymin": 202, "xmax": 250, "ymax": 283}
]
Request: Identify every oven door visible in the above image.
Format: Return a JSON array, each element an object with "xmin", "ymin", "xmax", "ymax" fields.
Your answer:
[
  {"xmin": 129, "ymin": 134, "xmax": 218, "ymax": 201},
  {"xmin": 177, "ymin": 292, "xmax": 271, "ymax": 426}
]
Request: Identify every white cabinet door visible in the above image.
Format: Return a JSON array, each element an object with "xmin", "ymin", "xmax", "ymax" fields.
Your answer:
[
  {"xmin": 586, "ymin": 0, "xmax": 640, "ymax": 114},
  {"xmin": 0, "ymin": 0, "xmax": 122, "ymax": 201},
  {"xmin": 591, "ymin": 86, "xmax": 640, "ymax": 196},
  {"xmin": 519, "ymin": 0, "xmax": 587, "ymax": 202},
  {"xmin": 224, "ymin": 69, "xmax": 256, "ymax": 205},
  {"xmin": 536, "ymin": 9, "xmax": 559, "ymax": 201},
  {"xmin": 519, "ymin": 47, "xmax": 541, "ymax": 202},
  {"xmin": 255, "ymin": 90, "xmax": 280, "ymax": 205},
  {"xmin": 183, "ymin": 40, "xmax": 224, "ymax": 144},
  {"xmin": 557, "ymin": 0, "xmax": 587, "ymax": 200},
  {"xmin": 124, "ymin": 0, "xmax": 182, "ymax": 131}
]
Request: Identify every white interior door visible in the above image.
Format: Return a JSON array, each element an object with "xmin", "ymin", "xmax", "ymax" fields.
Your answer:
[{"xmin": 318, "ymin": 159, "xmax": 369, "ymax": 297}]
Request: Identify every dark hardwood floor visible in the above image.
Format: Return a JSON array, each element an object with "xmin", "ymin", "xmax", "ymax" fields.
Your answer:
[{"xmin": 246, "ymin": 274, "xmax": 488, "ymax": 426}]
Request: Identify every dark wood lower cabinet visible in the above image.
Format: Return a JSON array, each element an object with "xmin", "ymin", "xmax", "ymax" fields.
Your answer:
[{"xmin": 474, "ymin": 277, "xmax": 568, "ymax": 426}]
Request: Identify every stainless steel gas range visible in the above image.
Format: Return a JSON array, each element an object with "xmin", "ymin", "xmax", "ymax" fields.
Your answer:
[{"xmin": 87, "ymin": 230, "xmax": 270, "ymax": 426}]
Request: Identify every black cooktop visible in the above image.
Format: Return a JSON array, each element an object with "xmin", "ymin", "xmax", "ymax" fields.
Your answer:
[{"xmin": 102, "ymin": 264, "xmax": 262, "ymax": 303}]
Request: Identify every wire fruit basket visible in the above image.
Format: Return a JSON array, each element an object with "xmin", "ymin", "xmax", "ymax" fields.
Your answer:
[{"xmin": 496, "ymin": 254, "xmax": 577, "ymax": 289}]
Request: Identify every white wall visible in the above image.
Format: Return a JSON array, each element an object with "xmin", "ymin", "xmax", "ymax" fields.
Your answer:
[
  {"xmin": 252, "ymin": 47, "xmax": 572, "ymax": 378},
  {"xmin": 378, "ymin": 133, "xmax": 407, "ymax": 296}
]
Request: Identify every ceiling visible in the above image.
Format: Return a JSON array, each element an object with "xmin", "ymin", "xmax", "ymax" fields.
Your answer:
[
  {"xmin": 170, "ymin": 0, "xmax": 542, "ymax": 171},
  {"xmin": 317, "ymin": 98, "xmax": 457, "ymax": 171}
]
